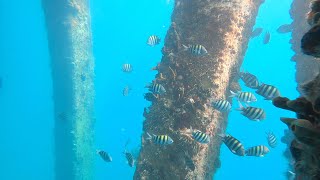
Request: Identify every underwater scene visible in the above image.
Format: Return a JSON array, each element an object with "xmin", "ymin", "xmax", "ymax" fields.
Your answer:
[{"xmin": 1, "ymin": 0, "xmax": 320, "ymax": 179}]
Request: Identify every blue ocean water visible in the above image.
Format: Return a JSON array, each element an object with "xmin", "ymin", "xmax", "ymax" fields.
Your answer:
[{"xmin": 0, "ymin": 0, "xmax": 299, "ymax": 179}]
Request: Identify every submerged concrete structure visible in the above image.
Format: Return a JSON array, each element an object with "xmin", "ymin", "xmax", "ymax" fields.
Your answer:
[
  {"xmin": 134, "ymin": 0, "xmax": 264, "ymax": 179},
  {"xmin": 42, "ymin": 0, "xmax": 95, "ymax": 180}
]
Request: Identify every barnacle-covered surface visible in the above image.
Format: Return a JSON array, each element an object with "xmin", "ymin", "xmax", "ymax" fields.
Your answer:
[
  {"xmin": 42, "ymin": 0, "xmax": 95, "ymax": 180},
  {"xmin": 134, "ymin": 0, "xmax": 263, "ymax": 179}
]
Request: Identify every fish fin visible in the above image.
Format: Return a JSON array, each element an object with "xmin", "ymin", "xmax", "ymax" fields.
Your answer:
[
  {"xmin": 235, "ymin": 100, "xmax": 244, "ymax": 111},
  {"xmin": 231, "ymin": 150, "xmax": 236, "ymax": 153},
  {"xmin": 182, "ymin": 44, "xmax": 189, "ymax": 51},
  {"xmin": 96, "ymin": 150, "xmax": 101, "ymax": 154},
  {"xmin": 217, "ymin": 133, "xmax": 225, "ymax": 138},
  {"xmin": 229, "ymin": 90, "xmax": 237, "ymax": 97},
  {"xmin": 146, "ymin": 132, "xmax": 152, "ymax": 140},
  {"xmin": 288, "ymin": 171, "xmax": 295, "ymax": 175}
]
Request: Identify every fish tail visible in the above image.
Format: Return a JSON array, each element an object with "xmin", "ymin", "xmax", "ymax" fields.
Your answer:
[
  {"xmin": 146, "ymin": 132, "xmax": 153, "ymax": 140},
  {"xmin": 235, "ymin": 100, "xmax": 244, "ymax": 111},
  {"xmin": 182, "ymin": 44, "xmax": 189, "ymax": 51},
  {"xmin": 229, "ymin": 90, "xmax": 237, "ymax": 98}
]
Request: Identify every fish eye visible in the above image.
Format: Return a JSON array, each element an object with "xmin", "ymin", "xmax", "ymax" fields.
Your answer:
[{"xmin": 290, "ymin": 124, "xmax": 296, "ymax": 132}]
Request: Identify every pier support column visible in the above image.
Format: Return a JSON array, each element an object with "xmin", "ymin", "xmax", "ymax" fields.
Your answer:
[
  {"xmin": 134, "ymin": 0, "xmax": 263, "ymax": 179},
  {"xmin": 42, "ymin": 0, "xmax": 95, "ymax": 180}
]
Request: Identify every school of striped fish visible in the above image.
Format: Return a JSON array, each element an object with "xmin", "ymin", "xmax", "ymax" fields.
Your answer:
[{"xmin": 97, "ymin": 33, "xmax": 281, "ymax": 169}]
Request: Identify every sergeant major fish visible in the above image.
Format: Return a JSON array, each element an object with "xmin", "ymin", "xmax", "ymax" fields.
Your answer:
[
  {"xmin": 191, "ymin": 129, "xmax": 210, "ymax": 144},
  {"xmin": 211, "ymin": 99, "xmax": 232, "ymax": 112},
  {"xmin": 250, "ymin": 27, "xmax": 263, "ymax": 38},
  {"xmin": 146, "ymin": 83, "xmax": 166, "ymax": 94},
  {"xmin": 239, "ymin": 71, "xmax": 260, "ymax": 89},
  {"xmin": 182, "ymin": 44, "xmax": 208, "ymax": 56},
  {"xmin": 245, "ymin": 145, "xmax": 270, "ymax": 157},
  {"xmin": 146, "ymin": 133, "xmax": 174, "ymax": 145},
  {"xmin": 266, "ymin": 131, "xmax": 277, "ymax": 148},
  {"xmin": 122, "ymin": 63, "xmax": 133, "ymax": 73},
  {"xmin": 219, "ymin": 133, "xmax": 245, "ymax": 156},
  {"xmin": 147, "ymin": 35, "xmax": 161, "ymax": 46},
  {"xmin": 237, "ymin": 102, "xmax": 266, "ymax": 121},
  {"xmin": 256, "ymin": 83, "xmax": 280, "ymax": 100},
  {"xmin": 97, "ymin": 150, "xmax": 112, "ymax": 162},
  {"xmin": 123, "ymin": 150, "xmax": 135, "ymax": 167},
  {"xmin": 230, "ymin": 90, "xmax": 257, "ymax": 103}
]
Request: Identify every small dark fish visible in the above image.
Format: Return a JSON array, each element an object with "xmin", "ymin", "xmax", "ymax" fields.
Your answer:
[
  {"xmin": 266, "ymin": 131, "xmax": 277, "ymax": 148},
  {"xmin": 250, "ymin": 27, "xmax": 263, "ymax": 38},
  {"xmin": 183, "ymin": 44, "xmax": 208, "ymax": 56},
  {"xmin": 97, "ymin": 150, "xmax": 112, "ymax": 162},
  {"xmin": 184, "ymin": 154, "xmax": 195, "ymax": 171},
  {"xmin": 276, "ymin": 24, "xmax": 293, "ymax": 34},
  {"xmin": 245, "ymin": 145, "xmax": 270, "ymax": 157},
  {"xmin": 122, "ymin": 63, "xmax": 133, "ymax": 73},
  {"xmin": 124, "ymin": 150, "xmax": 135, "ymax": 167},
  {"xmin": 239, "ymin": 71, "xmax": 260, "ymax": 89},
  {"xmin": 147, "ymin": 83, "xmax": 166, "ymax": 94},
  {"xmin": 256, "ymin": 83, "xmax": 280, "ymax": 100},
  {"xmin": 219, "ymin": 133, "xmax": 245, "ymax": 156},
  {"xmin": 263, "ymin": 31, "xmax": 271, "ymax": 44},
  {"xmin": 230, "ymin": 91, "xmax": 257, "ymax": 103},
  {"xmin": 147, "ymin": 35, "xmax": 161, "ymax": 46},
  {"xmin": 123, "ymin": 86, "xmax": 131, "ymax": 96},
  {"xmin": 211, "ymin": 99, "xmax": 231, "ymax": 112},
  {"xmin": 238, "ymin": 103, "xmax": 266, "ymax": 121},
  {"xmin": 146, "ymin": 133, "xmax": 174, "ymax": 145},
  {"xmin": 192, "ymin": 129, "xmax": 210, "ymax": 144}
]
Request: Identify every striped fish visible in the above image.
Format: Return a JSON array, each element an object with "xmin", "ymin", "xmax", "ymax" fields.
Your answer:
[
  {"xmin": 146, "ymin": 133, "xmax": 174, "ymax": 145},
  {"xmin": 192, "ymin": 130, "xmax": 210, "ymax": 144},
  {"xmin": 245, "ymin": 145, "xmax": 270, "ymax": 157},
  {"xmin": 122, "ymin": 63, "xmax": 133, "ymax": 73},
  {"xmin": 238, "ymin": 102, "xmax": 266, "ymax": 121},
  {"xmin": 147, "ymin": 83, "xmax": 166, "ymax": 94},
  {"xmin": 266, "ymin": 131, "xmax": 277, "ymax": 148},
  {"xmin": 183, "ymin": 44, "xmax": 208, "ymax": 56},
  {"xmin": 147, "ymin": 35, "xmax": 161, "ymax": 46},
  {"xmin": 211, "ymin": 99, "xmax": 232, "ymax": 112},
  {"xmin": 97, "ymin": 150, "xmax": 112, "ymax": 162},
  {"xmin": 219, "ymin": 134, "xmax": 245, "ymax": 156},
  {"xmin": 124, "ymin": 150, "xmax": 135, "ymax": 167},
  {"xmin": 256, "ymin": 83, "xmax": 280, "ymax": 100},
  {"xmin": 230, "ymin": 91, "xmax": 257, "ymax": 103},
  {"xmin": 239, "ymin": 71, "xmax": 260, "ymax": 89}
]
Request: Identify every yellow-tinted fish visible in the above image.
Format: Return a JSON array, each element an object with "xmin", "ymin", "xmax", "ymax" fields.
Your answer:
[
  {"xmin": 146, "ymin": 133, "xmax": 174, "ymax": 145},
  {"xmin": 192, "ymin": 130, "xmax": 210, "ymax": 144},
  {"xmin": 266, "ymin": 131, "xmax": 277, "ymax": 148},
  {"xmin": 230, "ymin": 91, "xmax": 257, "ymax": 103}
]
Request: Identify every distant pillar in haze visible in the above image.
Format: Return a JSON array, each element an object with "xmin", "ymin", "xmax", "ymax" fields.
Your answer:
[
  {"xmin": 134, "ymin": 0, "xmax": 264, "ymax": 179},
  {"xmin": 42, "ymin": 0, "xmax": 95, "ymax": 180}
]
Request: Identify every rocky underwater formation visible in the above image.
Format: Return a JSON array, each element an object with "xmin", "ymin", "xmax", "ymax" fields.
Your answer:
[{"xmin": 273, "ymin": 1, "xmax": 320, "ymax": 179}]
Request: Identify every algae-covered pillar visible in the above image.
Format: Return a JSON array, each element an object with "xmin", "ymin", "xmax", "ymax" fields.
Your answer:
[
  {"xmin": 135, "ymin": 0, "xmax": 263, "ymax": 179},
  {"xmin": 42, "ymin": 0, "xmax": 95, "ymax": 180}
]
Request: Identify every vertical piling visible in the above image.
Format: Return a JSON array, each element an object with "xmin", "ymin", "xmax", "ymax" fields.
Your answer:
[
  {"xmin": 134, "ymin": 0, "xmax": 263, "ymax": 179},
  {"xmin": 42, "ymin": 0, "xmax": 95, "ymax": 179}
]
